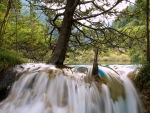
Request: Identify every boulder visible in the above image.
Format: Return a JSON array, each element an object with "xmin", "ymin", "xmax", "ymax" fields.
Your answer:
[{"xmin": 0, "ymin": 68, "xmax": 16, "ymax": 102}]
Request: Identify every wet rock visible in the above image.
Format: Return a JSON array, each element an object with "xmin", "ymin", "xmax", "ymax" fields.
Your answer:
[
  {"xmin": 136, "ymin": 85, "xmax": 150, "ymax": 113},
  {"xmin": 127, "ymin": 71, "xmax": 136, "ymax": 81},
  {"xmin": 0, "ymin": 68, "xmax": 16, "ymax": 102},
  {"xmin": 141, "ymin": 95, "xmax": 150, "ymax": 113}
]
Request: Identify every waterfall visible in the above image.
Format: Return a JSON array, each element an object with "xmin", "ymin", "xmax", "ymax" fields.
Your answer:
[{"xmin": 0, "ymin": 63, "xmax": 143, "ymax": 113}]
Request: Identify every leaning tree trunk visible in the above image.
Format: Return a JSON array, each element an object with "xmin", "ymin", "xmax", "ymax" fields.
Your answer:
[{"xmin": 48, "ymin": 0, "xmax": 79, "ymax": 65}]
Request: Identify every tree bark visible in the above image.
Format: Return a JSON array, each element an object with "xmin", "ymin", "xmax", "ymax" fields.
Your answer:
[
  {"xmin": 48, "ymin": 0, "xmax": 79, "ymax": 65},
  {"xmin": 146, "ymin": 0, "xmax": 150, "ymax": 62},
  {"xmin": 92, "ymin": 49, "xmax": 98, "ymax": 76},
  {"xmin": 0, "ymin": 0, "xmax": 12, "ymax": 47}
]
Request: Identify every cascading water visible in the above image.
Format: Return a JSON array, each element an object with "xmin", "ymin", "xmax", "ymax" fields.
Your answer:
[{"xmin": 0, "ymin": 63, "xmax": 143, "ymax": 113}]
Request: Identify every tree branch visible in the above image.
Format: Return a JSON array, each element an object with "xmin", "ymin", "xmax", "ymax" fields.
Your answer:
[
  {"xmin": 53, "ymin": 12, "xmax": 64, "ymax": 23},
  {"xmin": 0, "ymin": 0, "xmax": 12, "ymax": 34},
  {"xmin": 74, "ymin": 0, "xmax": 123, "ymax": 21},
  {"xmin": 79, "ymin": 0, "xmax": 93, "ymax": 4},
  {"xmin": 70, "ymin": 0, "xmax": 80, "ymax": 12}
]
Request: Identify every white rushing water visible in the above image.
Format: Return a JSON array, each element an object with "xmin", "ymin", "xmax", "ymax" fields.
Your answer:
[{"xmin": 0, "ymin": 63, "xmax": 143, "ymax": 113}]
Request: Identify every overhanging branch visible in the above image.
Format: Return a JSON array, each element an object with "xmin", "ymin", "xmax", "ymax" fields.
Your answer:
[{"xmin": 74, "ymin": 0, "xmax": 123, "ymax": 21}]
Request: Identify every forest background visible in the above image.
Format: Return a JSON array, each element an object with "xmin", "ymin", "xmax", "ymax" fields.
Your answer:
[{"xmin": 0, "ymin": 0, "xmax": 149, "ymax": 66}]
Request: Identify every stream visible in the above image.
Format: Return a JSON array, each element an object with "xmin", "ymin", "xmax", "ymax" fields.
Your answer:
[{"xmin": 0, "ymin": 63, "xmax": 143, "ymax": 113}]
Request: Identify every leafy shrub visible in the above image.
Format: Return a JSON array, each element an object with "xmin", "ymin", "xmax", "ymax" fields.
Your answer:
[
  {"xmin": 100, "ymin": 56, "xmax": 109, "ymax": 61},
  {"xmin": 136, "ymin": 61, "xmax": 150, "ymax": 90},
  {"xmin": 118, "ymin": 54, "xmax": 130, "ymax": 62},
  {"xmin": 0, "ymin": 50, "xmax": 26, "ymax": 71},
  {"xmin": 108, "ymin": 54, "xmax": 119, "ymax": 62},
  {"xmin": 130, "ymin": 52, "xmax": 143, "ymax": 63}
]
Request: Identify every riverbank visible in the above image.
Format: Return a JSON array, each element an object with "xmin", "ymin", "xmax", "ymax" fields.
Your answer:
[{"xmin": 134, "ymin": 80, "xmax": 150, "ymax": 113}]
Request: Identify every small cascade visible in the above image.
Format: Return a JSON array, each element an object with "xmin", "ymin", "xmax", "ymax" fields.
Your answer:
[{"xmin": 0, "ymin": 63, "xmax": 143, "ymax": 113}]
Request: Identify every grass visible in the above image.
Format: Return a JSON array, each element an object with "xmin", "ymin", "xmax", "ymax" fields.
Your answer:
[{"xmin": 0, "ymin": 50, "xmax": 26, "ymax": 71}]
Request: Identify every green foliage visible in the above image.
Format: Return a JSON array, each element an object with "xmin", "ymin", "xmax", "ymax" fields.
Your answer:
[
  {"xmin": 0, "ymin": 1, "xmax": 7, "ymax": 21},
  {"xmin": 111, "ymin": 0, "xmax": 149, "ymax": 63},
  {"xmin": 0, "ymin": 50, "xmax": 26, "ymax": 71},
  {"xmin": 130, "ymin": 52, "xmax": 143, "ymax": 63},
  {"xmin": 119, "ymin": 54, "xmax": 131, "ymax": 62},
  {"xmin": 0, "ymin": 7, "xmax": 50, "ymax": 62},
  {"xmin": 100, "ymin": 53, "xmax": 130, "ymax": 63},
  {"xmin": 128, "ymin": 48, "xmax": 145, "ymax": 64},
  {"xmin": 136, "ymin": 61, "xmax": 150, "ymax": 90},
  {"xmin": 108, "ymin": 54, "xmax": 119, "ymax": 62},
  {"xmin": 64, "ymin": 48, "xmax": 131, "ymax": 65},
  {"xmin": 0, "ymin": 0, "xmax": 148, "ymax": 64},
  {"xmin": 101, "ymin": 56, "xmax": 109, "ymax": 62}
]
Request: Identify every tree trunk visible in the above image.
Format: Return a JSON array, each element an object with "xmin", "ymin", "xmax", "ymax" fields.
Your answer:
[
  {"xmin": 92, "ymin": 49, "xmax": 98, "ymax": 76},
  {"xmin": 146, "ymin": 0, "xmax": 150, "ymax": 62},
  {"xmin": 0, "ymin": 0, "xmax": 12, "ymax": 48},
  {"xmin": 48, "ymin": 0, "xmax": 79, "ymax": 65}
]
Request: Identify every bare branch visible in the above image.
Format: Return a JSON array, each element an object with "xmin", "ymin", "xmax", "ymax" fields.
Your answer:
[
  {"xmin": 70, "ymin": 34, "xmax": 81, "ymax": 45},
  {"xmin": 48, "ymin": 6, "xmax": 65, "ymax": 11},
  {"xmin": 75, "ymin": 21, "xmax": 97, "ymax": 30},
  {"xmin": 74, "ymin": 0, "xmax": 123, "ymax": 21},
  {"xmin": 53, "ymin": 12, "xmax": 64, "ymax": 23},
  {"xmin": 79, "ymin": 0, "xmax": 93, "ymax": 4}
]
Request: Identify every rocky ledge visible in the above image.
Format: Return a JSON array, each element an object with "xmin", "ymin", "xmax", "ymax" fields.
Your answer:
[{"xmin": 0, "ymin": 68, "xmax": 16, "ymax": 102}]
